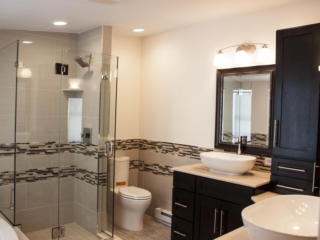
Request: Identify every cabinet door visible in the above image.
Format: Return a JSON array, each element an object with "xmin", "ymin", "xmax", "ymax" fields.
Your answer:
[
  {"xmin": 221, "ymin": 201, "xmax": 245, "ymax": 234},
  {"xmin": 273, "ymin": 23, "xmax": 320, "ymax": 161},
  {"xmin": 172, "ymin": 188, "xmax": 195, "ymax": 222},
  {"xmin": 194, "ymin": 194, "xmax": 221, "ymax": 240}
]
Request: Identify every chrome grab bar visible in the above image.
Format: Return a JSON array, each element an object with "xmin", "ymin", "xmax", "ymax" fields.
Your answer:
[
  {"xmin": 278, "ymin": 166, "xmax": 306, "ymax": 172},
  {"xmin": 174, "ymin": 231, "xmax": 186, "ymax": 237},
  {"xmin": 104, "ymin": 140, "xmax": 114, "ymax": 158},
  {"xmin": 174, "ymin": 202, "xmax": 187, "ymax": 208},
  {"xmin": 277, "ymin": 184, "xmax": 304, "ymax": 192}
]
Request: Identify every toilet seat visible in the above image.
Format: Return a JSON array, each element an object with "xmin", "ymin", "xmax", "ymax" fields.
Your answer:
[{"xmin": 118, "ymin": 186, "xmax": 151, "ymax": 200}]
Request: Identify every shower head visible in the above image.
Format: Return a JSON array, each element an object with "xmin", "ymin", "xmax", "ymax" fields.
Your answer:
[{"xmin": 74, "ymin": 54, "xmax": 92, "ymax": 68}]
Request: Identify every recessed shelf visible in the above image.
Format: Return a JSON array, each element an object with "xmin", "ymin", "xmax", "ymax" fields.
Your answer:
[{"xmin": 62, "ymin": 89, "xmax": 84, "ymax": 92}]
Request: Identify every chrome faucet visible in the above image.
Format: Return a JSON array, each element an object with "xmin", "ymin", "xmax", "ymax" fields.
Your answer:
[{"xmin": 232, "ymin": 136, "xmax": 245, "ymax": 155}]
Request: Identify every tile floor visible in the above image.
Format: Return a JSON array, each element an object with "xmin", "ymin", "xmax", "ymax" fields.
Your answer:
[
  {"xmin": 114, "ymin": 215, "xmax": 171, "ymax": 240},
  {"xmin": 25, "ymin": 223, "xmax": 100, "ymax": 240},
  {"xmin": 24, "ymin": 215, "xmax": 171, "ymax": 240}
]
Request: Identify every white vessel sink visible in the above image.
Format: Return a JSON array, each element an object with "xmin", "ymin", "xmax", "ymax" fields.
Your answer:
[
  {"xmin": 200, "ymin": 152, "xmax": 256, "ymax": 175},
  {"xmin": 242, "ymin": 195, "xmax": 319, "ymax": 240}
]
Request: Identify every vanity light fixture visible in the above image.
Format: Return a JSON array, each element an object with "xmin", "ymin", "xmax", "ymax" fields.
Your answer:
[
  {"xmin": 132, "ymin": 29, "xmax": 144, "ymax": 32},
  {"xmin": 213, "ymin": 43, "xmax": 271, "ymax": 67},
  {"xmin": 257, "ymin": 44, "xmax": 272, "ymax": 63},
  {"xmin": 22, "ymin": 41, "xmax": 33, "ymax": 44},
  {"xmin": 213, "ymin": 50, "xmax": 228, "ymax": 68},
  {"xmin": 52, "ymin": 21, "xmax": 68, "ymax": 26}
]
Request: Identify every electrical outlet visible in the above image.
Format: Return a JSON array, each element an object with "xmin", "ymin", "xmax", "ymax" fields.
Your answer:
[{"xmin": 264, "ymin": 157, "xmax": 272, "ymax": 166}]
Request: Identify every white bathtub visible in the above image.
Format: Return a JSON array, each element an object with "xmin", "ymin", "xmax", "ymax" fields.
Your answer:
[{"xmin": 0, "ymin": 218, "xmax": 19, "ymax": 240}]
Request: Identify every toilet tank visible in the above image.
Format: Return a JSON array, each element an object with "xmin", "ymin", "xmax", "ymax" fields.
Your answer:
[{"xmin": 115, "ymin": 156, "xmax": 130, "ymax": 187}]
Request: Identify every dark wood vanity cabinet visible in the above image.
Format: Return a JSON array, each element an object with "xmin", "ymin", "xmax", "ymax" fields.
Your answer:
[
  {"xmin": 271, "ymin": 23, "xmax": 320, "ymax": 195},
  {"xmin": 171, "ymin": 172, "xmax": 268, "ymax": 240}
]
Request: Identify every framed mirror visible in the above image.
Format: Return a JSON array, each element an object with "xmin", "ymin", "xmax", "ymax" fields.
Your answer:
[{"xmin": 215, "ymin": 65, "xmax": 275, "ymax": 156}]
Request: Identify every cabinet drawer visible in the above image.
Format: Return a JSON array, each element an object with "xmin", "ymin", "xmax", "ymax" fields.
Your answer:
[
  {"xmin": 270, "ymin": 176, "xmax": 313, "ymax": 195},
  {"xmin": 271, "ymin": 157, "xmax": 315, "ymax": 181},
  {"xmin": 174, "ymin": 172, "xmax": 196, "ymax": 192},
  {"xmin": 171, "ymin": 216, "xmax": 193, "ymax": 240},
  {"xmin": 172, "ymin": 188, "xmax": 195, "ymax": 222},
  {"xmin": 196, "ymin": 177, "xmax": 254, "ymax": 206}
]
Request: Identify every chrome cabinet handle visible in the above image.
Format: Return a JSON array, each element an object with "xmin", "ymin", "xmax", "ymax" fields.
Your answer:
[
  {"xmin": 220, "ymin": 210, "xmax": 225, "ymax": 236},
  {"xmin": 174, "ymin": 202, "xmax": 187, "ymax": 208},
  {"xmin": 278, "ymin": 166, "xmax": 306, "ymax": 172},
  {"xmin": 174, "ymin": 231, "xmax": 186, "ymax": 237},
  {"xmin": 213, "ymin": 208, "xmax": 219, "ymax": 234},
  {"xmin": 273, "ymin": 120, "xmax": 279, "ymax": 147},
  {"xmin": 312, "ymin": 163, "xmax": 317, "ymax": 192},
  {"xmin": 277, "ymin": 184, "xmax": 304, "ymax": 192}
]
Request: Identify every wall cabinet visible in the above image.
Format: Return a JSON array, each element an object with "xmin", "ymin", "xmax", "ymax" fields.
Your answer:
[
  {"xmin": 271, "ymin": 23, "xmax": 320, "ymax": 195},
  {"xmin": 171, "ymin": 172, "xmax": 268, "ymax": 240}
]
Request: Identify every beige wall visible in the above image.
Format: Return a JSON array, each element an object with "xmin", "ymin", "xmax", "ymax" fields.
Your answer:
[
  {"xmin": 140, "ymin": 0, "xmax": 320, "ymax": 148},
  {"xmin": 112, "ymin": 35, "xmax": 142, "ymax": 140}
]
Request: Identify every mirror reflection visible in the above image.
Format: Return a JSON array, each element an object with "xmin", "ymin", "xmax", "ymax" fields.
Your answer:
[{"xmin": 221, "ymin": 73, "xmax": 271, "ymax": 148}]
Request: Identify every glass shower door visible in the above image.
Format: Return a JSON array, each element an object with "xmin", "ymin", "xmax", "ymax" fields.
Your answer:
[
  {"xmin": 98, "ymin": 55, "xmax": 118, "ymax": 238},
  {"xmin": 58, "ymin": 48, "xmax": 118, "ymax": 239},
  {"xmin": 0, "ymin": 40, "xmax": 19, "ymax": 225}
]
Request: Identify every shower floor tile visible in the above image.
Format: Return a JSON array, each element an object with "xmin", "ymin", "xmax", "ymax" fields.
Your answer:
[
  {"xmin": 25, "ymin": 222, "xmax": 101, "ymax": 240},
  {"xmin": 114, "ymin": 215, "xmax": 171, "ymax": 240},
  {"xmin": 24, "ymin": 215, "xmax": 170, "ymax": 240}
]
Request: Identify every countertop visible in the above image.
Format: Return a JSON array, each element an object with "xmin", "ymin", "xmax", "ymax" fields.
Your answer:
[
  {"xmin": 251, "ymin": 191, "xmax": 280, "ymax": 203},
  {"xmin": 172, "ymin": 163, "xmax": 270, "ymax": 188},
  {"xmin": 216, "ymin": 227, "xmax": 250, "ymax": 240}
]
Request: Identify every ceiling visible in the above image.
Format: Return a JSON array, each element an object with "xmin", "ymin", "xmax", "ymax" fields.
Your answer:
[{"xmin": 0, "ymin": 0, "xmax": 305, "ymax": 36}]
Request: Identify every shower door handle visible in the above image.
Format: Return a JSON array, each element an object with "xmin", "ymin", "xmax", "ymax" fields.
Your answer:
[{"xmin": 105, "ymin": 141, "xmax": 113, "ymax": 158}]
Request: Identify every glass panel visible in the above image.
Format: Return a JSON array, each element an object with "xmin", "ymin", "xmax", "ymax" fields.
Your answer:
[
  {"xmin": 0, "ymin": 41, "xmax": 18, "ymax": 224},
  {"xmin": 98, "ymin": 55, "xmax": 118, "ymax": 237},
  {"xmin": 59, "ymin": 48, "xmax": 118, "ymax": 239},
  {"xmin": 13, "ymin": 40, "xmax": 61, "ymax": 237}
]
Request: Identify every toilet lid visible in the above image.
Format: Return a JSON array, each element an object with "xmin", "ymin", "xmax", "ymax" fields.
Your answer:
[{"xmin": 119, "ymin": 186, "xmax": 151, "ymax": 200}]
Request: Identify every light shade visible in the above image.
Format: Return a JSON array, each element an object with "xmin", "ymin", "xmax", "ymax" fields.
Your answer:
[
  {"xmin": 20, "ymin": 68, "xmax": 32, "ymax": 78},
  {"xmin": 213, "ymin": 51, "xmax": 228, "ymax": 68},
  {"xmin": 234, "ymin": 50, "xmax": 249, "ymax": 65},
  {"xmin": 257, "ymin": 45, "xmax": 272, "ymax": 63}
]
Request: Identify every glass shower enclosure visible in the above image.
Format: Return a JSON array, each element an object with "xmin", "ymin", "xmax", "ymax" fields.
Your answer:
[{"xmin": 0, "ymin": 40, "xmax": 118, "ymax": 239}]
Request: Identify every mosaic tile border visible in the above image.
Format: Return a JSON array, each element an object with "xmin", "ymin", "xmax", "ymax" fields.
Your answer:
[
  {"xmin": 0, "ymin": 165, "xmax": 107, "ymax": 186},
  {"xmin": 130, "ymin": 160, "xmax": 172, "ymax": 176},
  {"xmin": 0, "ymin": 139, "xmax": 271, "ymax": 181}
]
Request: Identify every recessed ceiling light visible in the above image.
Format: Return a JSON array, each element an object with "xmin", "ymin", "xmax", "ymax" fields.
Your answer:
[
  {"xmin": 52, "ymin": 21, "xmax": 68, "ymax": 26},
  {"xmin": 22, "ymin": 41, "xmax": 33, "ymax": 44},
  {"xmin": 133, "ymin": 29, "xmax": 144, "ymax": 32},
  {"xmin": 88, "ymin": 0, "xmax": 126, "ymax": 4}
]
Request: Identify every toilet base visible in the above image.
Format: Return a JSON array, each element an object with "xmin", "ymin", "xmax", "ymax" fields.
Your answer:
[{"xmin": 114, "ymin": 194, "xmax": 151, "ymax": 231}]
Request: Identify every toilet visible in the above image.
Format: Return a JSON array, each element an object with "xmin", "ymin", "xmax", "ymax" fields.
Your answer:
[{"xmin": 114, "ymin": 156, "xmax": 152, "ymax": 231}]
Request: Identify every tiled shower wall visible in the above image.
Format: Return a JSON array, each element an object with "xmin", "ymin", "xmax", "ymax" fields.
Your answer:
[
  {"xmin": 0, "ymin": 143, "xmax": 101, "ymax": 234},
  {"xmin": 116, "ymin": 139, "xmax": 271, "ymax": 217},
  {"xmin": 0, "ymin": 29, "xmax": 79, "ymax": 143}
]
